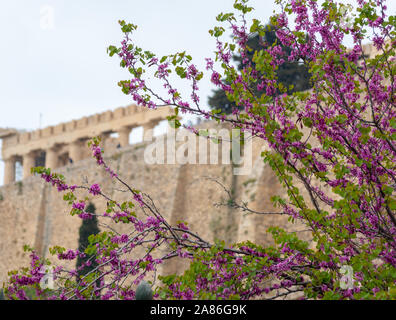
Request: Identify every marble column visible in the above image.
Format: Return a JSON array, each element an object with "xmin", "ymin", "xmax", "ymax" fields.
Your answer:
[
  {"xmin": 4, "ymin": 157, "xmax": 16, "ymax": 184},
  {"xmin": 143, "ymin": 121, "xmax": 158, "ymax": 142},
  {"xmin": 118, "ymin": 126, "xmax": 132, "ymax": 147},
  {"xmin": 23, "ymin": 152, "xmax": 36, "ymax": 179},
  {"xmin": 69, "ymin": 140, "xmax": 83, "ymax": 162},
  {"xmin": 100, "ymin": 133, "xmax": 111, "ymax": 151},
  {"xmin": 46, "ymin": 147, "xmax": 59, "ymax": 169}
]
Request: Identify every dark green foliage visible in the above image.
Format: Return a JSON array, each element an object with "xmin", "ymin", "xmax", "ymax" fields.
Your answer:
[
  {"xmin": 135, "ymin": 281, "xmax": 153, "ymax": 300},
  {"xmin": 76, "ymin": 203, "xmax": 100, "ymax": 279},
  {"xmin": 0, "ymin": 289, "xmax": 4, "ymax": 300},
  {"xmin": 208, "ymin": 90, "xmax": 236, "ymax": 115},
  {"xmin": 208, "ymin": 24, "xmax": 312, "ymax": 114}
]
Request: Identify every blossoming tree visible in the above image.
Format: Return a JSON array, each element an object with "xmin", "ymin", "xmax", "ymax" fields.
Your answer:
[{"xmin": 4, "ymin": 0, "xmax": 395, "ymax": 300}]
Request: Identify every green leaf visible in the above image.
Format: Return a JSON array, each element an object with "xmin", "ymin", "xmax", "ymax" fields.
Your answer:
[
  {"xmin": 359, "ymin": 126, "xmax": 371, "ymax": 135},
  {"xmin": 211, "ymin": 137, "xmax": 220, "ymax": 144},
  {"xmin": 388, "ymin": 198, "xmax": 396, "ymax": 210},
  {"xmin": 390, "ymin": 118, "xmax": 396, "ymax": 129},
  {"xmin": 303, "ymin": 117, "xmax": 313, "ymax": 128},
  {"xmin": 336, "ymin": 114, "xmax": 348, "ymax": 124},
  {"xmin": 382, "ymin": 185, "xmax": 393, "ymax": 196}
]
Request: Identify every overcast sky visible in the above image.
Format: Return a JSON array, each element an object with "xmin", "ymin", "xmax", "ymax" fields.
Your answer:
[
  {"xmin": 0, "ymin": 0, "xmax": 276, "ymax": 130},
  {"xmin": 0, "ymin": 0, "xmax": 395, "ymax": 185}
]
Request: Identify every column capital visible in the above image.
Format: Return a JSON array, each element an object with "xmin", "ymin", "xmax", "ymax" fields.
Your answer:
[
  {"xmin": 142, "ymin": 120, "xmax": 159, "ymax": 130},
  {"xmin": 119, "ymin": 125, "xmax": 133, "ymax": 133},
  {"xmin": 24, "ymin": 150, "xmax": 37, "ymax": 156},
  {"xmin": 46, "ymin": 144, "xmax": 61, "ymax": 152},
  {"xmin": 3, "ymin": 155, "xmax": 17, "ymax": 162}
]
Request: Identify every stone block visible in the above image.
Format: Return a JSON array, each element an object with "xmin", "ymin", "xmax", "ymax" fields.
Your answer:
[
  {"xmin": 113, "ymin": 107, "xmax": 125, "ymax": 119},
  {"xmin": 31, "ymin": 130, "xmax": 42, "ymax": 140},
  {"xmin": 54, "ymin": 124, "xmax": 65, "ymax": 135},
  {"xmin": 88, "ymin": 114, "xmax": 100, "ymax": 126},
  {"xmin": 2, "ymin": 135, "xmax": 18, "ymax": 148},
  {"xmin": 19, "ymin": 132, "xmax": 31, "ymax": 144},
  {"xmin": 100, "ymin": 111, "xmax": 113, "ymax": 122},
  {"xmin": 77, "ymin": 117, "xmax": 88, "ymax": 129},
  {"xmin": 127, "ymin": 105, "xmax": 137, "ymax": 115},
  {"xmin": 65, "ymin": 120, "xmax": 77, "ymax": 132},
  {"xmin": 42, "ymin": 126, "xmax": 54, "ymax": 138}
]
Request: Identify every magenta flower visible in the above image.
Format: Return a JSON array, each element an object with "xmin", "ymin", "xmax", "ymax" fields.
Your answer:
[{"xmin": 89, "ymin": 183, "xmax": 101, "ymax": 196}]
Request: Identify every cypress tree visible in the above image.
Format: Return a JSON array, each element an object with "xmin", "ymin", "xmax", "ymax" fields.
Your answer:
[
  {"xmin": 76, "ymin": 203, "xmax": 100, "ymax": 280},
  {"xmin": 208, "ymin": 24, "xmax": 312, "ymax": 114}
]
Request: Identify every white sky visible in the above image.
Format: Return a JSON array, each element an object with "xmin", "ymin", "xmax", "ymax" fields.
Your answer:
[{"xmin": 0, "ymin": 0, "xmax": 395, "ymax": 185}]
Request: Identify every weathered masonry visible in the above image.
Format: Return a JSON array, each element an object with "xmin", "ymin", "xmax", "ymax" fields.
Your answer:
[{"xmin": 0, "ymin": 104, "xmax": 173, "ymax": 184}]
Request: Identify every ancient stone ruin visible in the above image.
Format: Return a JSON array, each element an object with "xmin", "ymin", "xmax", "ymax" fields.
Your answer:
[{"xmin": 0, "ymin": 104, "xmax": 173, "ymax": 184}]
